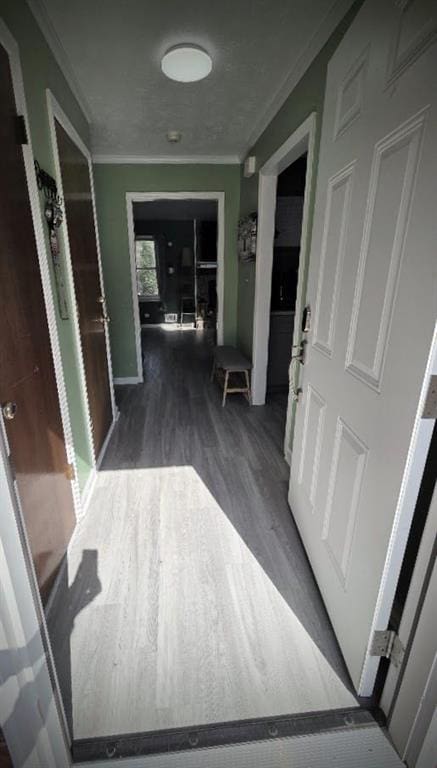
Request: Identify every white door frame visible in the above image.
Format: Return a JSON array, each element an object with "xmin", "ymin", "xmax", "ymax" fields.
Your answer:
[
  {"xmin": 46, "ymin": 90, "xmax": 118, "ymax": 484},
  {"xmin": 126, "ymin": 191, "xmax": 225, "ymax": 383},
  {"xmin": 384, "ymin": 478, "xmax": 437, "ymax": 767},
  {"xmin": 251, "ymin": 113, "xmax": 316, "ymax": 460},
  {"xmin": 359, "ymin": 325, "xmax": 437, "ymax": 695}
]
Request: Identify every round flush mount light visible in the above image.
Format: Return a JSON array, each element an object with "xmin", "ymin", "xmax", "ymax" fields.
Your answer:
[
  {"xmin": 161, "ymin": 44, "xmax": 212, "ymax": 83},
  {"xmin": 166, "ymin": 130, "xmax": 181, "ymax": 143}
]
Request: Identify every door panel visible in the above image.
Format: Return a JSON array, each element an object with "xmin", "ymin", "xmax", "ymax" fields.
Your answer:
[
  {"xmin": 0, "ymin": 43, "xmax": 75, "ymax": 603},
  {"xmin": 289, "ymin": 0, "xmax": 437, "ymax": 691},
  {"xmin": 55, "ymin": 121, "xmax": 112, "ymax": 458}
]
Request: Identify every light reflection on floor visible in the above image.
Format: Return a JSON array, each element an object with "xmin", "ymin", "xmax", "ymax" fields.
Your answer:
[{"xmin": 66, "ymin": 464, "xmax": 356, "ymax": 739}]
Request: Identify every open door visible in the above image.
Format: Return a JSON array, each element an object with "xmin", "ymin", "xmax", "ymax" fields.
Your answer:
[
  {"xmin": 0, "ymin": 42, "xmax": 76, "ymax": 602},
  {"xmin": 53, "ymin": 117, "xmax": 113, "ymax": 460},
  {"xmin": 289, "ymin": 0, "xmax": 437, "ymax": 694}
]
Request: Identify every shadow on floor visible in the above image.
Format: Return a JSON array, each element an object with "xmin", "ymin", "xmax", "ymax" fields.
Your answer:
[{"xmin": 46, "ymin": 548, "xmax": 101, "ymax": 737}]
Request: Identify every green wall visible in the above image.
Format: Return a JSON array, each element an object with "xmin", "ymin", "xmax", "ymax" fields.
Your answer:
[
  {"xmin": 93, "ymin": 164, "xmax": 240, "ymax": 378},
  {"xmin": 237, "ymin": 2, "xmax": 362, "ymax": 359},
  {"xmin": 1, "ymin": 0, "xmax": 93, "ymax": 490}
]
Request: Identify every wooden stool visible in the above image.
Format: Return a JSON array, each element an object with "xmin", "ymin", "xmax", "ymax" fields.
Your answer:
[{"xmin": 211, "ymin": 345, "xmax": 252, "ymax": 407}]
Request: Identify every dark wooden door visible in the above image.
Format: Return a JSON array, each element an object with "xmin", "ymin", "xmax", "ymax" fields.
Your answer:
[
  {"xmin": 0, "ymin": 44, "xmax": 76, "ymax": 603},
  {"xmin": 55, "ymin": 121, "xmax": 112, "ymax": 458}
]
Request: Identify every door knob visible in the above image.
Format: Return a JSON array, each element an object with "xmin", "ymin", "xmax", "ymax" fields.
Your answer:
[{"xmin": 2, "ymin": 402, "xmax": 17, "ymax": 420}]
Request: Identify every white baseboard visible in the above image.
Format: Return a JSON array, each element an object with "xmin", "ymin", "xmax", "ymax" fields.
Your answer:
[
  {"xmin": 80, "ymin": 467, "xmax": 97, "ymax": 514},
  {"xmin": 96, "ymin": 416, "xmax": 117, "ymax": 469},
  {"xmin": 114, "ymin": 376, "xmax": 142, "ymax": 385}
]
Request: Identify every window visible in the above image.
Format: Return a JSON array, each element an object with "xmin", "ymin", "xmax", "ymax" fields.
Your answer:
[{"xmin": 135, "ymin": 238, "xmax": 160, "ymax": 299}]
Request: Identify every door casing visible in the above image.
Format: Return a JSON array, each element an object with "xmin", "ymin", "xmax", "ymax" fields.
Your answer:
[
  {"xmin": 251, "ymin": 113, "xmax": 316, "ymax": 466},
  {"xmin": 46, "ymin": 90, "xmax": 118, "ymax": 497},
  {"xmin": 125, "ymin": 191, "xmax": 226, "ymax": 384}
]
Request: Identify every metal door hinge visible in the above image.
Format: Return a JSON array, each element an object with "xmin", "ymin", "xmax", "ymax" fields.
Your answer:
[
  {"xmin": 15, "ymin": 115, "xmax": 28, "ymax": 145},
  {"xmin": 370, "ymin": 630, "xmax": 405, "ymax": 668},
  {"xmin": 422, "ymin": 375, "xmax": 437, "ymax": 418},
  {"xmin": 65, "ymin": 463, "xmax": 75, "ymax": 481}
]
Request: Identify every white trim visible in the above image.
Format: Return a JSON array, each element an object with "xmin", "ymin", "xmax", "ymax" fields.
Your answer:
[
  {"xmin": 251, "ymin": 113, "xmax": 317, "ymax": 465},
  {"xmin": 126, "ymin": 198, "xmax": 145, "ymax": 383},
  {"xmin": 126, "ymin": 191, "xmax": 225, "ymax": 382},
  {"xmin": 358, "ymin": 324, "xmax": 437, "ymax": 697},
  {"xmin": 93, "ymin": 154, "xmax": 241, "ymax": 165},
  {"xmin": 46, "ymin": 90, "xmax": 119, "ymax": 468},
  {"xmin": 240, "ymin": 0, "xmax": 355, "ymax": 157},
  {"xmin": 80, "ymin": 467, "xmax": 97, "ymax": 513},
  {"xmin": 27, "ymin": 0, "xmax": 92, "ymax": 123},
  {"xmin": 114, "ymin": 376, "xmax": 143, "ymax": 385},
  {"xmin": 96, "ymin": 414, "xmax": 118, "ymax": 469}
]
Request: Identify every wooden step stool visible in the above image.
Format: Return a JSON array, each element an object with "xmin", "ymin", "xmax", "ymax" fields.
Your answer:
[{"xmin": 211, "ymin": 345, "xmax": 252, "ymax": 407}]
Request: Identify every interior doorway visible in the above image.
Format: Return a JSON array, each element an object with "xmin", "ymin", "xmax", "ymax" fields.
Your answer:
[
  {"xmin": 0, "ymin": 40, "xmax": 77, "ymax": 605},
  {"xmin": 132, "ymin": 199, "xmax": 219, "ymax": 335},
  {"xmin": 267, "ymin": 154, "xmax": 307, "ymax": 402},
  {"xmin": 126, "ymin": 192, "xmax": 225, "ymax": 383},
  {"xmin": 47, "ymin": 92, "xmax": 117, "ymax": 467},
  {"xmin": 251, "ymin": 113, "xmax": 316, "ymax": 465}
]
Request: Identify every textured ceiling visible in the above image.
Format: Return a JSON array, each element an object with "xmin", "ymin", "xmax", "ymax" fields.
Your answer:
[{"xmin": 36, "ymin": 0, "xmax": 353, "ymax": 160}]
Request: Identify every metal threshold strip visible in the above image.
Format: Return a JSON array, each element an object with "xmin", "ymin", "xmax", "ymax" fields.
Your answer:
[{"xmin": 72, "ymin": 706, "xmax": 382, "ymax": 762}]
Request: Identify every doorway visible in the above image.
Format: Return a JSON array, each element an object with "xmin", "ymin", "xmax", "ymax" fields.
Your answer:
[
  {"xmin": 267, "ymin": 155, "xmax": 307, "ymax": 405},
  {"xmin": 132, "ymin": 199, "xmax": 219, "ymax": 335},
  {"xmin": 0, "ymin": 40, "xmax": 77, "ymax": 605},
  {"xmin": 47, "ymin": 92, "xmax": 117, "ymax": 466},
  {"xmin": 251, "ymin": 113, "xmax": 316, "ymax": 465},
  {"xmin": 126, "ymin": 192, "xmax": 225, "ymax": 384}
]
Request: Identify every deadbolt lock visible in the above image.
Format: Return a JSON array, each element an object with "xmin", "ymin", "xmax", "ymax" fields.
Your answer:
[{"xmin": 2, "ymin": 402, "xmax": 17, "ymax": 420}]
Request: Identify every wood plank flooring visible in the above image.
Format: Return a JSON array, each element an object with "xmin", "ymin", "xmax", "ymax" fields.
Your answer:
[{"xmin": 47, "ymin": 328, "xmax": 356, "ymax": 740}]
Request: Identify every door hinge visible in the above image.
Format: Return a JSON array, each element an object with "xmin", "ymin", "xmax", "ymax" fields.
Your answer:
[
  {"xmin": 370, "ymin": 630, "xmax": 405, "ymax": 668},
  {"xmin": 15, "ymin": 114, "xmax": 28, "ymax": 145},
  {"xmin": 422, "ymin": 375, "xmax": 437, "ymax": 418},
  {"xmin": 65, "ymin": 463, "xmax": 76, "ymax": 481}
]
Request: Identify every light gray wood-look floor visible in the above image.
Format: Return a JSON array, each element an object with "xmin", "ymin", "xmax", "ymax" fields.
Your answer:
[{"xmin": 48, "ymin": 328, "xmax": 356, "ymax": 740}]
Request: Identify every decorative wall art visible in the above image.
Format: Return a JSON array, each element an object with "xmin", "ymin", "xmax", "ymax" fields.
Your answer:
[
  {"xmin": 238, "ymin": 212, "xmax": 257, "ymax": 262},
  {"xmin": 34, "ymin": 160, "xmax": 69, "ymax": 319}
]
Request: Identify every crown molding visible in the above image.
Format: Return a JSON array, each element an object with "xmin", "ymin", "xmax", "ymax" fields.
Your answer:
[
  {"xmin": 27, "ymin": 0, "xmax": 93, "ymax": 123},
  {"xmin": 92, "ymin": 154, "xmax": 241, "ymax": 165},
  {"xmin": 239, "ymin": 0, "xmax": 356, "ymax": 158}
]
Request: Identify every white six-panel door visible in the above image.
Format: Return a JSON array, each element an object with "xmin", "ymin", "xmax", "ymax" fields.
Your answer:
[{"xmin": 289, "ymin": 0, "xmax": 437, "ymax": 693}]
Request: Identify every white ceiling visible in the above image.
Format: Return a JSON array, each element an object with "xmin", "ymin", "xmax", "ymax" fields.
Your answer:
[{"xmin": 31, "ymin": 0, "xmax": 354, "ymax": 161}]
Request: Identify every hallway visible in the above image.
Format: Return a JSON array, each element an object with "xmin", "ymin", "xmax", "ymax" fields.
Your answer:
[{"xmin": 48, "ymin": 328, "xmax": 356, "ymax": 741}]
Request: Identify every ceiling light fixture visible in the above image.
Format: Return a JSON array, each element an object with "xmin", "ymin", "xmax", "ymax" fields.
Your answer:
[
  {"xmin": 161, "ymin": 44, "xmax": 212, "ymax": 83},
  {"xmin": 166, "ymin": 130, "xmax": 182, "ymax": 143}
]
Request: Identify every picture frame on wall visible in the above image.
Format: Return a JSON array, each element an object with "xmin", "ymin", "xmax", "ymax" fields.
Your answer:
[{"xmin": 238, "ymin": 212, "xmax": 257, "ymax": 262}]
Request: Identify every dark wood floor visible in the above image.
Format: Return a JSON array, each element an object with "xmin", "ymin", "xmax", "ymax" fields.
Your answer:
[{"xmin": 48, "ymin": 328, "xmax": 355, "ymax": 740}]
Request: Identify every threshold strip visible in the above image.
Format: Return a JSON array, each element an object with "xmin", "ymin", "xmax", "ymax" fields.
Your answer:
[{"xmin": 73, "ymin": 706, "xmax": 378, "ymax": 762}]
